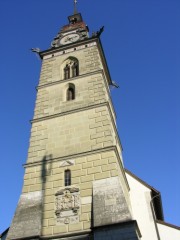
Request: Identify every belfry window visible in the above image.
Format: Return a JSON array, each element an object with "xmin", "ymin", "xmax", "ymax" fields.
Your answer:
[
  {"xmin": 72, "ymin": 62, "xmax": 79, "ymax": 77},
  {"xmin": 62, "ymin": 57, "xmax": 79, "ymax": 79},
  {"xmin": 65, "ymin": 170, "xmax": 71, "ymax": 186},
  {"xmin": 64, "ymin": 64, "xmax": 70, "ymax": 79}
]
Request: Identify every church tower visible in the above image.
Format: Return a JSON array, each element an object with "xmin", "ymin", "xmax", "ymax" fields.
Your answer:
[{"xmin": 7, "ymin": 3, "xmax": 141, "ymax": 240}]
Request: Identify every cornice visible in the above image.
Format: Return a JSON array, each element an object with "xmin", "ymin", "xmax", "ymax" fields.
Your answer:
[
  {"xmin": 39, "ymin": 37, "xmax": 99, "ymax": 58},
  {"xmin": 37, "ymin": 70, "xmax": 104, "ymax": 90},
  {"xmin": 31, "ymin": 102, "xmax": 108, "ymax": 124},
  {"xmin": 24, "ymin": 146, "xmax": 117, "ymax": 168}
]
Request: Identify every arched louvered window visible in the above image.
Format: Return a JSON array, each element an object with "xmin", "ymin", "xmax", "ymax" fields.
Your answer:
[
  {"xmin": 62, "ymin": 57, "xmax": 79, "ymax": 80},
  {"xmin": 65, "ymin": 170, "xmax": 71, "ymax": 186},
  {"xmin": 64, "ymin": 64, "xmax": 70, "ymax": 79},
  {"xmin": 72, "ymin": 62, "xmax": 79, "ymax": 77},
  {"xmin": 67, "ymin": 85, "xmax": 75, "ymax": 101}
]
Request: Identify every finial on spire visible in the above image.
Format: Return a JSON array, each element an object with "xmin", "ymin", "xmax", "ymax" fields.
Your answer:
[{"xmin": 74, "ymin": 0, "xmax": 78, "ymax": 14}]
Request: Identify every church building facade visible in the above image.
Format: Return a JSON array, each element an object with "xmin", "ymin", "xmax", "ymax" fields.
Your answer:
[{"xmin": 6, "ymin": 6, "xmax": 180, "ymax": 240}]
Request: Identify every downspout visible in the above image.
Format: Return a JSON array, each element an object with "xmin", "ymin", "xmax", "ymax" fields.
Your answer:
[{"xmin": 150, "ymin": 194, "xmax": 161, "ymax": 240}]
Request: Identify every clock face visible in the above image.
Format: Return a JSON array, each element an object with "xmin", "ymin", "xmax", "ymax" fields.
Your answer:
[{"xmin": 60, "ymin": 33, "xmax": 80, "ymax": 45}]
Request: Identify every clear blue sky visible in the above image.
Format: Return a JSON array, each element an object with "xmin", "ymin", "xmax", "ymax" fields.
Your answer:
[{"xmin": 0, "ymin": 0, "xmax": 179, "ymax": 233}]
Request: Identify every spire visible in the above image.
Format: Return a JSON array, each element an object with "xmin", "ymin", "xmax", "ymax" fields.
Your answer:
[{"xmin": 74, "ymin": 0, "xmax": 78, "ymax": 14}]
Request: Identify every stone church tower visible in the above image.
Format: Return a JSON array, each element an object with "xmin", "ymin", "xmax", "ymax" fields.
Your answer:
[{"xmin": 7, "ymin": 7, "xmax": 141, "ymax": 240}]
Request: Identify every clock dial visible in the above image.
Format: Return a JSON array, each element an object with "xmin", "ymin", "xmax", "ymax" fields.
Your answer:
[{"xmin": 60, "ymin": 33, "xmax": 80, "ymax": 45}]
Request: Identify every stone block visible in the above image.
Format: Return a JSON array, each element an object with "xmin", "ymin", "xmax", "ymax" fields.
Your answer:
[
  {"xmin": 69, "ymin": 164, "xmax": 82, "ymax": 171},
  {"xmin": 81, "ymin": 204, "xmax": 91, "ymax": 213},
  {"xmin": 42, "ymin": 227, "xmax": 53, "ymax": 236},
  {"xmin": 81, "ymin": 175, "xmax": 94, "ymax": 183},
  {"xmin": 102, "ymin": 163, "xmax": 116, "ymax": 172},
  {"xmin": 111, "ymin": 169, "xmax": 119, "ymax": 177},
  {"xmin": 80, "ymin": 213, "xmax": 89, "ymax": 221},
  {"xmin": 44, "ymin": 189, "xmax": 54, "ymax": 196},
  {"xmin": 76, "ymin": 157, "xmax": 87, "ymax": 164},
  {"xmin": 108, "ymin": 156, "xmax": 117, "ymax": 163},
  {"xmin": 103, "ymin": 141, "xmax": 114, "ymax": 147},
  {"xmin": 44, "ymin": 196, "xmax": 54, "ymax": 204},
  {"xmin": 30, "ymin": 184, "xmax": 42, "ymax": 192},
  {"xmin": 44, "ymin": 181, "xmax": 53, "ymax": 189},
  {"xmin": 48, "ymin": 218, "xmax": 55, "ymax": 226},
  {"xmin": 52, "ymin": 174, "xmax": 63, "ymax": 181},
  {"xmin": 83, "ymin": 221, "xmax": 91, "ymax": 230},
  {"xmin": 81, "ymin": 196, "xmax": 92, "ymax": 205},
  {"xmin": 81, "ymin": 189, "xmax": 92, "ymax": 197},
  {"xmin": 94, "ymin": 172, "xmax": 110, "ymax": 180},
  {"xmin": 93, "ymin": 159, "xmax": 108, "ymax": 167},
  {"xmin": 68, "ymin": 222, "xmax": 83, "ymax": 232},
  {"xmin": 90, "ymin": 132, "xmax": 104, "ymax": 139},
  {"xmin": 52, "ymin": 168, "xmax": 64, "ymax": 175},
  {"xmin": 71, "ymin": 176, "xmax": 80, "ymax": 184},
  {"xmin": 42, "ymin": 219, "xmax": 48, "ymax": 227},
  {"xmin": 53, "ymin": 180, "xmax": 63, "ymax": 188},
  {"xmin": 87, "ymin": 154, "xmax": 100, "ymax": 162},
  {"xmin": 25, "ymin": 167, "xmax": 36, "ymax": 174},
  {"xmin": 96, "ymin": 136, "xmax": 112, "ymax": 144},
  {"xmin": 44, "ymin": 210, "xmax": 54, "ymax": 219},
  {"xmin": 80, "ymin": 182, "xmax": 92, "ymax": 190},
  {"xmin": 53, "ymin": 225, "xmax": 67, "ymax": 234},
  {"xmin": 101, "ymin": 151, "xmax": 115, "ymax": 159},
  {"xmin": 87, "ymin": 166, "xmax": 101, "ymax": 174},
  {"xmin": 24, "ymin": 173, "xmax": 31, "ymax": 180},
  {"xmin": 72, "ymin": 169, "xmax": 87, "ymax": 177},
  {"xmin": 91, "ymin": 143, "xmax": 103, "ymax": 150},
  {"xmin": 82, "ymin": 162, "xmax": 93, "ymax": 169},
  {"xmin": 44, "ymin": 203, "xmax": 54, "ymax": 211},
  {"xmin": 22, "ymin": 186, "xmax": 29, "ymax": 193}
]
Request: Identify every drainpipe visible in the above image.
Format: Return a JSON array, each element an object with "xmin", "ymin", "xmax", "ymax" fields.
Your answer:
[{"xmin": 150, "ymin": 194, "xmax": 161, "ymax": 240}]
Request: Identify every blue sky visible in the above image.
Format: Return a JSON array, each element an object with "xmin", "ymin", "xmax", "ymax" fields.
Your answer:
[{"xmin": 0, "ymin": 0, "xmax": 179, "ymax": 233}]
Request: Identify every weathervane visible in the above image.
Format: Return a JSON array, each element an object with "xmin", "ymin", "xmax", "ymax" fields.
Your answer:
[{"xmin": 74, "ymin": 0, "xmax": 78, "ymax": 14}]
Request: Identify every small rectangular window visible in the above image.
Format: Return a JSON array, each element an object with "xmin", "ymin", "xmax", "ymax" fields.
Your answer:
[{"xmin": 65, "ymin": 170, "xmax": 71, "ymax": 186}]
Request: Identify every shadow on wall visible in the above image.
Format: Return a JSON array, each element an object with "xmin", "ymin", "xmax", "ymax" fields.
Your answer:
[{"xmin": 41, "ymin": 154, "xmax": 53, "ymax": 236}]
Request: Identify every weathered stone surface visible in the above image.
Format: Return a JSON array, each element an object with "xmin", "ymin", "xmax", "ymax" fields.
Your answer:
[
  {"xmin": 93, "ymin": 177, "xmax": 132, "ymax": 227},
  {"xmin": 7, "ymin": 191, "xmax": 42, "ymax": 239},
  {"xmin": 94, "ymin": 221, "xmax": 141, "ymax": 240}
]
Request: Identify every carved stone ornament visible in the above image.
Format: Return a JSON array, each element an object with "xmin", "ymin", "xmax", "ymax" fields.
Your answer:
[{"xmin": 55, "ymin": 187, "xmax": 80, "ymax": 225}]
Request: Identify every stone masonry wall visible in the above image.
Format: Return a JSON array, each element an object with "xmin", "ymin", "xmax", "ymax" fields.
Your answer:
[
  {"xmin": 23, "ymin": 150, "xmax": 125, "ymax": 237},
  {"xmin": 27, "ymin": 106, "xmax": 115, "ymax": 164},
  {"xmin": 34, "ymin": 73, "xmax": 107, "ymax": 119},
  {"xmin": 39, "ymin": 44, "xmax": 102, "ymax": 86}
]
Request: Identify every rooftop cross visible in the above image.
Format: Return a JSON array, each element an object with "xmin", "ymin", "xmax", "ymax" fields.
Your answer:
[{"xmin": 74, "ymin": 0, "xmax": 78, "ymax": 14}]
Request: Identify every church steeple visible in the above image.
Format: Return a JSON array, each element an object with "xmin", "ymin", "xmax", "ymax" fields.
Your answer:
[
  {"xmin": 6, "ymin": 3, "xmax": 141, "ymax": 240},
  {"xmin": 51, "ymin": 2, "xmax": 89, "ymax": 48}
]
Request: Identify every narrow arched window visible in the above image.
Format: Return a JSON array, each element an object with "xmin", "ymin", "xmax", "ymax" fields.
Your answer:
[
  {"xmin": 72, "ymin": 62, "xmax": 79, "ymax": 77},
  {"xmin": 67, "ymin": 86, "xmax": 75, "ymax": 101},
  {"xmin": 65, "ymin": 170, "xmax": 71, "ymax": 186},
  {"xmin": 64, "ymin": 64, "xmax": 70, "ymax": 79}
]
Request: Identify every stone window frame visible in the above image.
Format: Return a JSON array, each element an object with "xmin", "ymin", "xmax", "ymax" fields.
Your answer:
[{"xmin": 62, "ymin": 57, "xmax": 79, "ymax": 80}]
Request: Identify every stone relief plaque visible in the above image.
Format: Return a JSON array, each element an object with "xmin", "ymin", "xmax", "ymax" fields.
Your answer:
[{"xmin": 55, "ymin": 187, "xmax": 80, "ymax": 225}]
